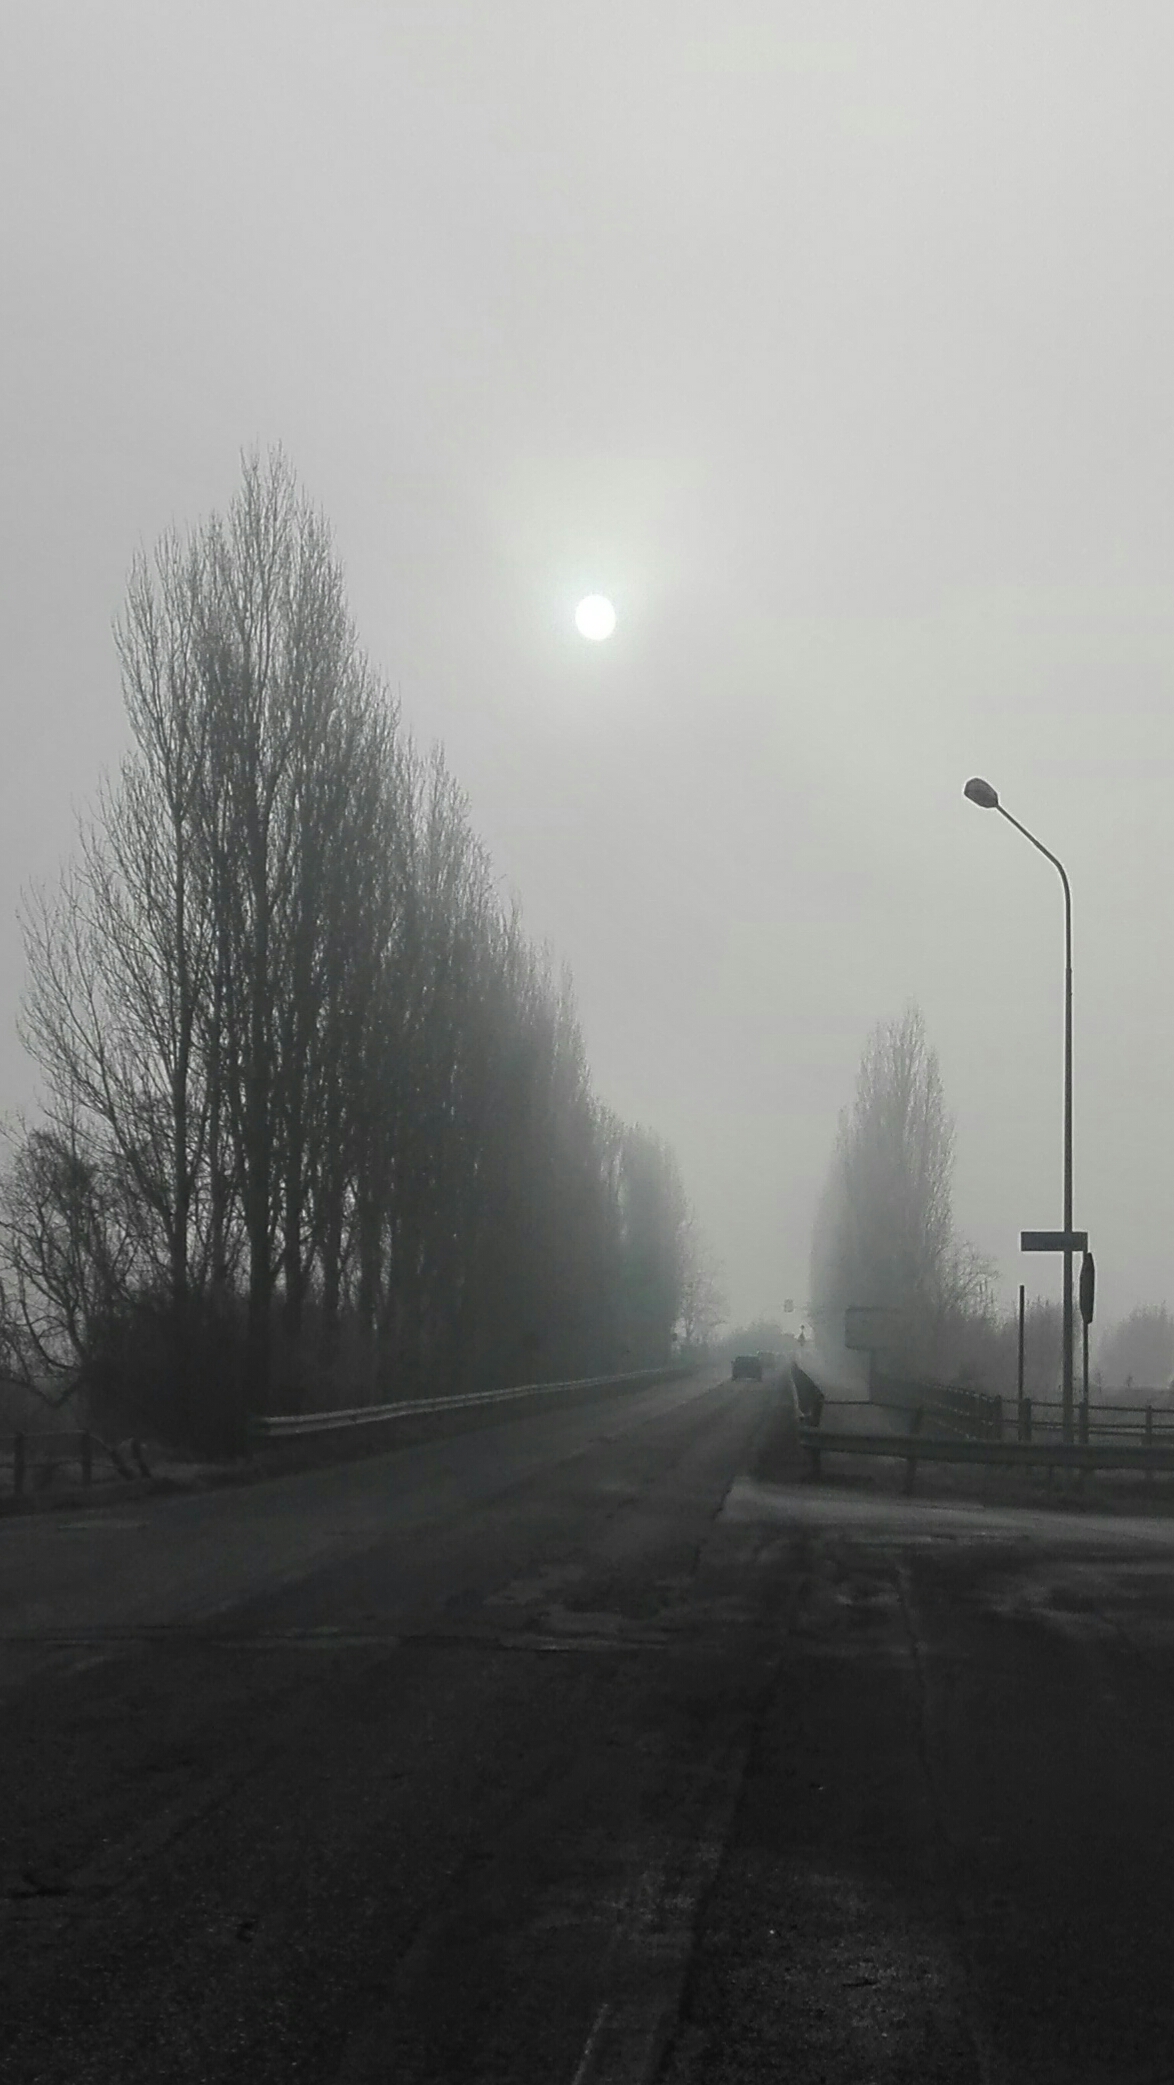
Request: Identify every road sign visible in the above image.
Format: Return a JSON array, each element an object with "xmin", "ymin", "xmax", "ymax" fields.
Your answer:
[
  {"xmin": 1079, "ymin": 1250, "xmax": 1095, "ymax": 1325},
  {"xmin": 844, "ymin": 1305, "xmax": 902, "ymax": 1352},
  {"xmin": 1020, "ymin": 1230, "xmax": 1088, "ymax": 1253}
]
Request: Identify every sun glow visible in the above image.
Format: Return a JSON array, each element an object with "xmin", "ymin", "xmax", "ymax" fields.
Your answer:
[{"xmin": 574, "ymin": 594, "xmax": 616, "ymax": 641}]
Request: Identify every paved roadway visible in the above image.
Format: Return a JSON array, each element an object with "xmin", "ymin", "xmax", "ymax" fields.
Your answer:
[{"xmin": 5, "ymin": 1371, "xmax": 1174, "ymax": 2081}]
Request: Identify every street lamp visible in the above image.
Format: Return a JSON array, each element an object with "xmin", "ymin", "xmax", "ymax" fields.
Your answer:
[{"xmin": 964, "ymin": 778, "xmax": 1075, "ymax": 1442}]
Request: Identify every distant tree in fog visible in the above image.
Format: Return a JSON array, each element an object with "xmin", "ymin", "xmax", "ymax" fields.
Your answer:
[
  {"xmin": 810, "ymin": 1003, "xmax": 989, "ymax": 1370},
  {"xmin": 677, "ymin": 1215, "xmax": 726, "ymax": 1349},
  {"xmin": 617, "ymin": 1128, "xmax": 690, "ymax": 1365},
  {"xmin": 1096, "ymin": 1305, "xmax": 1174, "ymax": 1396},
  {"xmin": 718, "ymin": 1316, "xmax": 788, "ymax": 1360},
  {"xmin": 927, "ymin": 1294, "xmax": 1062, "ymax": 1401}
]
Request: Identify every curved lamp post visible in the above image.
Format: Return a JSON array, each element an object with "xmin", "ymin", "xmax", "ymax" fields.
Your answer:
[{"xmin": 964, "ymin": 778, "xmax": 1075, "ymax": 1442}]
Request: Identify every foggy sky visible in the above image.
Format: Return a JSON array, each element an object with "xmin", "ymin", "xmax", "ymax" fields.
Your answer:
[{"xmin": 4, "ymin": 2, "xmax": 1174, "ymax": 1338}]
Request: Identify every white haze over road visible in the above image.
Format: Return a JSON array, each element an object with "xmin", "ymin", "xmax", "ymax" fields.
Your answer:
[{"xmin": 3, "ymin": 3, "xmax": 1173, "ymax": 1334}]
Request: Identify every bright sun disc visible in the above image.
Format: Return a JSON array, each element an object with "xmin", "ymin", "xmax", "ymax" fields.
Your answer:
[{"xmin": 575, "ymin": 594, "xmax": 616, "ymax": 641}]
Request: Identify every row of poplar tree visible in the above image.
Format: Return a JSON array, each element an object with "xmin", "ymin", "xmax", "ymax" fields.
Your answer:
[{"xmin": 0, "ymin": 453, "xmax": 694, "ymax": 1449}]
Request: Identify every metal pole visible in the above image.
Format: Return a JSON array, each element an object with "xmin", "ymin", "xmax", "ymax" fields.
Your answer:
[
  {"xmin": 1063, "ymin": 866, "xmax": 1074, "ymax": 1446},
  {"xmin": 996, "ymin": 805, "xmax": 1075, "ymax": 1445},
  {"xmin": 1017, "ymin": 1282, "xmax": 1026, "ymax": 1439}
]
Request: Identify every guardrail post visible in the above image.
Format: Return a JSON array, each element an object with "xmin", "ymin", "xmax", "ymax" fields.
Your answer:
[
  {"xmin": 904, "ymin": 1406, "xmax": 923, "ymax": 1496},
  {"xmin": 81, "ymin": 1430, "xmax": 92, "ymax": 1486},
  {"xmin": 806, "ymin": 1399, "xmax": 822, "ymax": 1481},
  {"xmin": 1021, "ymin": 1397, "xmax": 1032, "ymax": 1445},
  {"xmin": 993, "ymin": 1394, "xmax": 1004, "ymax": 1444},
  {"xmin": 13, "ymin": 1432, "xmax": 25, "ymax": 1498},
  {"xmin": 801, "ymin": 1377, "xmax": 824, "ymax": 1481},
  {"xmin": 1146, "ymin": 1403, "xmax": 1154, "ymax": 1485}
]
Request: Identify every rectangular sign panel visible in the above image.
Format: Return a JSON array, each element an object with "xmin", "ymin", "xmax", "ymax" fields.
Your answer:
[
  {"xmin": 1020, "ymin": 1230, "xmax": 1088, "ymax": 1253},
  {"xmin": 844, "ymin": 1305, "xmax": 902, "ymax": 1351}
]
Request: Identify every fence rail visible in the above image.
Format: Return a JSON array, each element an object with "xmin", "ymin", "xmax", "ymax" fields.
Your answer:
[
  {"xmin": 249, "ymin": 1364, "xmax": 694, "ymax": 1442},
  {"xmin": 798, "ymin": 1422, "xmax": 1174, "ymax": 1483},
  {"xmin": 872, "ymin": 1373, "xmax": 1004, "ymax": 1440},
  {"xmin": 1009, "ymin": 1399, "xmax": 1174, "ymax": 1447},
  {"xmin": 791, "ymin": 1362, "xmax": 1174, "ymax": 1494}
]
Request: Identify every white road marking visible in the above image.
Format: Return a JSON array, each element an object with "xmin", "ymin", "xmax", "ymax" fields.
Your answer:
[
  {"xmin": 561, "ymin": 1733, "xmax": 769, "ymax": 2082},
  {"xmin": 570, "ymin": 2000, "xmax": 612, "ymax": 2085}
]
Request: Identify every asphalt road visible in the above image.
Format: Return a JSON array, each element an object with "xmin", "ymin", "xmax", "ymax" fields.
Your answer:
[{"xmin": 5, "ymin": 1371, "xmax": 1174, "ymax": 2081}]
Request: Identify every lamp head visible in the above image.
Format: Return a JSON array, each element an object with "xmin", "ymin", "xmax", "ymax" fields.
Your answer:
[{"xmin": 964, "ymin": 777, "xmax": 1000, "ymax": 810}]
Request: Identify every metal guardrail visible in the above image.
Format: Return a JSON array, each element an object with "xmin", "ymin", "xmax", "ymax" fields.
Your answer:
[
  {"xmin": 791, "ymin": 1361, "xmax": 1174, "ymax": 1493},
  {"xmin": 249, "ymin": 1365, "xmax": 694, "ymax": 1442},
  {"xmin": 872, "ymin": 1373, "xmax": 1003, "ymax": 1440},
  {"xmin": 1007, "ymin": 1399, "xmax": 1174, "ymax": 1446},
  {"xmin": 799, "ymin": 1423, "xmax": 1174, "ymax": 1478},
  {"xmin": 792, "ymin": 1363, "xmax": 1003, "ymax": 1442}
]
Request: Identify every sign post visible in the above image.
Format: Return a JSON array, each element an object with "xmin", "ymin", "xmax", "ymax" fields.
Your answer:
[
  {"xmin": 1078, "ymin": 1250, "xmax": 1095, "ymax": 1445},
  {"xmin": 1017, "ymin": 1283, "xmax": 1026, "ymax": 1440},
  {"xmin": 1021, "ymin": 1233, "xmax": 1087, "ymax": 1441},
  {"xmin": 844, "ymin": 1306, "xmax": 903, "ymax": 1399}
]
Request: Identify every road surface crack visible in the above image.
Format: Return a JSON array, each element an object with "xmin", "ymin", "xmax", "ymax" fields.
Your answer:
[{"xmin": 891, "ymin": 1559, "xmax": 999, "ymax": 2085}]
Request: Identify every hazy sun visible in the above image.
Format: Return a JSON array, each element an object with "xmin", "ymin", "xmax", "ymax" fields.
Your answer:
[{"xmin": 574, "ymin": 594, "xmax": 616, "ymax": 641}]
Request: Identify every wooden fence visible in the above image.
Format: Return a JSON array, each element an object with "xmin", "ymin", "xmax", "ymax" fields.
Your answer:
[{"xmin": 0, "ymin": 1432, "xmax": 150, "ymax": 1498}]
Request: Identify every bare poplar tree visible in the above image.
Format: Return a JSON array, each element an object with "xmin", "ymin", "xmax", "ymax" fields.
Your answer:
[
  {"xmin": 20, "ymin": 532, "xmax": 216, "ymax": 1367},
  {"xmin": 810, "ymin": 1002, "xmax": 989, "ymax": 1369},
  {"xmin": 677, "ymin": 1215, "xmax": 726, "ymax": 1350},
  {"xmin": 616, "ymin": 1127, "xmax": 690, "ymax": 1365},
  {"xmin": 191, "ymin": 451, "xmax": 391, "ymax": 1405},
  {"xmin": 0, "ymin": 1121, "xmax": 140, "ymax": 1400}
]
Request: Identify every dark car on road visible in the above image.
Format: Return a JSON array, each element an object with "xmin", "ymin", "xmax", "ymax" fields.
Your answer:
[{"xmin": 731, "ymin": 1354, "xmax": 763, "ymax": 1381}]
